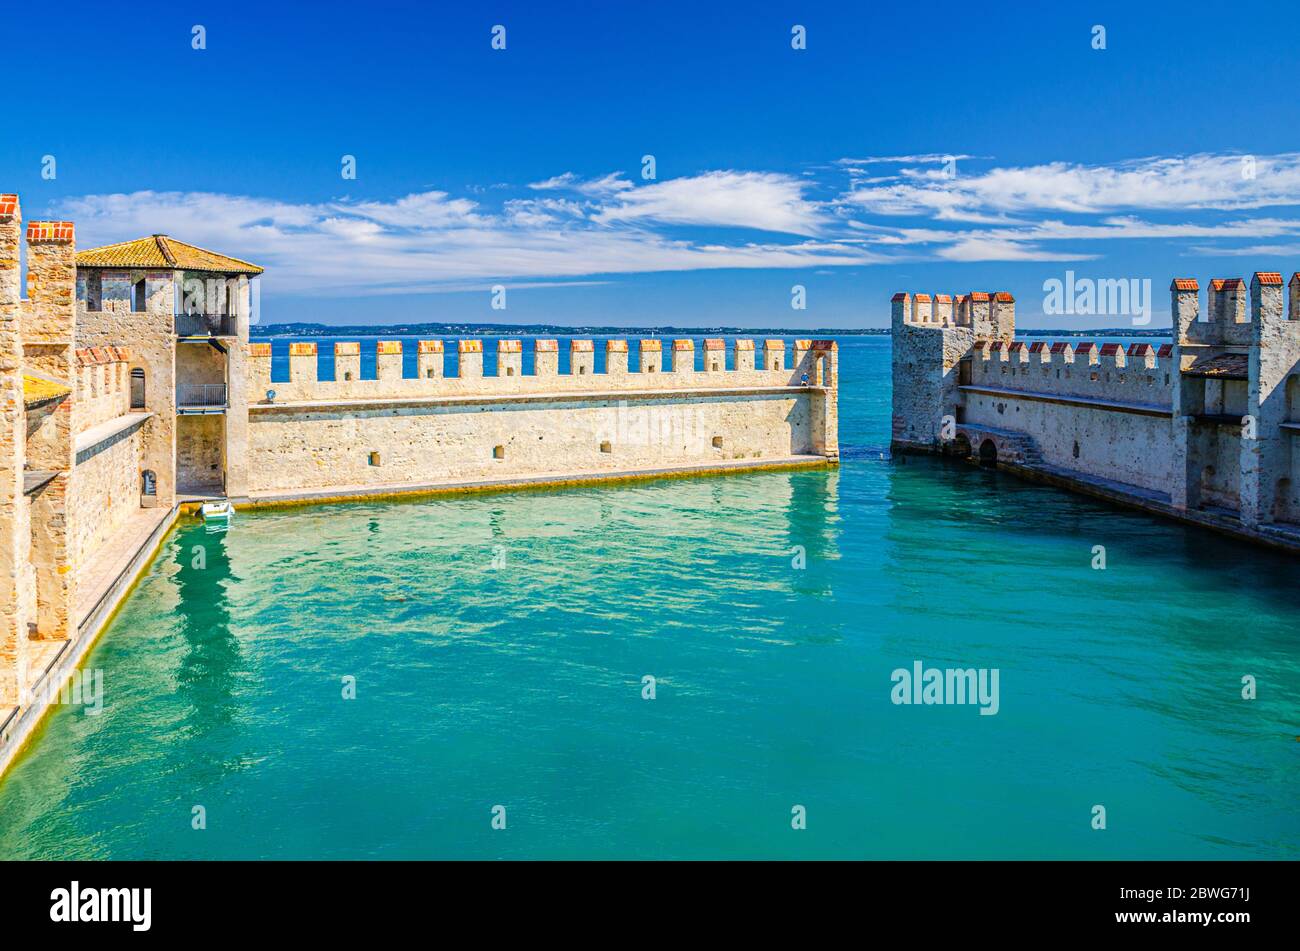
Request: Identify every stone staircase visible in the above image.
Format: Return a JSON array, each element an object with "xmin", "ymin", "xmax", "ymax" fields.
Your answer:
[{"xmin": 952, "ymin": 422, "xmax": 1044, "ymax": 467}]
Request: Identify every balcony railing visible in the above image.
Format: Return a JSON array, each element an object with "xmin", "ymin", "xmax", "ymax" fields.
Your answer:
[
  {"xmin": 176, "ymin": 313, "xmax": 238, "ymax": 337},
  {"xmin": 177, "ymin": 384, "xmax": 227, "ymax": 407}
]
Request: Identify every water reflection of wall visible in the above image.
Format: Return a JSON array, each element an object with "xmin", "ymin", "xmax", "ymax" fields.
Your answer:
[{"xmin": 172, "ymin": 526, "xmax": 242, "ymax": 738}]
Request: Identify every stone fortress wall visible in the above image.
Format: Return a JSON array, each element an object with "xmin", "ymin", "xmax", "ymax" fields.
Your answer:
[
  {"xmin": 241, "ymin": 337, "xmax": 838, "ymax": 495},
  {"xmin": 890, "ymin": 276, "xmax": 1300, "ymax": 550},
  {"xmin": 0, "ymin": 186, "xmax": 841, "ymax": 773}
]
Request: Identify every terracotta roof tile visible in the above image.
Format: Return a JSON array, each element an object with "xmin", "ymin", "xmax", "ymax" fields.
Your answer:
[
  {"xmin": 1172, "ymin": 278, "xmax": 1199, "ymax": 291},
  {"xmin": 1254, "ymin": 271, "xmax": 1283, "ymax": 286},
  {"xmin": 77, "ymin": 235, "xmax": 263, "ymax": 274},
  {"xmin": 1185, "ymin": 353, "xmax": 1248, "ymax": 380}
]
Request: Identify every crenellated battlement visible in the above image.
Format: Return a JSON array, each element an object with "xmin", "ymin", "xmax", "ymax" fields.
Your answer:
[
  {"xmin": 1169, "ymin": 272, "xmax": 1300, "ymax": 350},
  {"xmin": 892, "ymin": 289, "xmax": 1016, "ymax": 340},
  {"xmin": 73, "ymin": 346, "xmax": 134, "ymax": 432},
  {"xmin": 969, "ymin": 336, "xmax": 1174, "ymax": 408},
  {"xmin": 891, "ymin": 270, "xmax": 1300, "ymax": 549},
  {"xmin": 246, "ymin": 337, "xmax": 837, "ymax": 404}
]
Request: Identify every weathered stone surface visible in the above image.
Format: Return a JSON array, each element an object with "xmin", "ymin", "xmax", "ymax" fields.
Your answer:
[{"xmin": 891, "ymin": 279, "xmax": 1300, "ymax": 538}]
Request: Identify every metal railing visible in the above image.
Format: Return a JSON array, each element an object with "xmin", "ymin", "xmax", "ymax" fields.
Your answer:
[
  {"xmin": 177, "ymin": 384, "xmax": 227, "ymax": 407},
  {"xmin": 175, "ymin": 313, "xmax": 238, "ymax": 337}
]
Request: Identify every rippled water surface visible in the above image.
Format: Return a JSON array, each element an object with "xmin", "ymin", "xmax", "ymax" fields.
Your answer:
[{"xmin": 1, "ymin": 337, "xmax": 1296, "ymax": 859}]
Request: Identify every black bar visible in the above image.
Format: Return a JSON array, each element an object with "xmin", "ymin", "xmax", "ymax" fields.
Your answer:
[{"xmin": 0, "ymin": 860, "xmax": 1284, "ymax": 938}]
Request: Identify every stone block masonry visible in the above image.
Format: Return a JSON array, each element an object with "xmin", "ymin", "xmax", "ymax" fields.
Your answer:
[
  {"xmin": 239, "ymin": 337, "xmax": 838, "ymax": 499},
  {"xmin": 0, "ymin": 194, "xmax": 25, "ymax": 709},
  {"xmin": 890, "ymin": 277, "xmax": 1300, "ymax": 553}
]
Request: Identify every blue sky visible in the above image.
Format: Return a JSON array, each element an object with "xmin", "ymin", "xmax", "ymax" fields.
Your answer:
[{"xmin": 7, "ymin": 0, "xmax": 1300, "ymax": 329}]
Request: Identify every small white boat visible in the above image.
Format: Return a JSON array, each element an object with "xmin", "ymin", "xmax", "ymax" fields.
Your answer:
[{"xmin": 200, "ymin": 500, "xmax": 233, "ymax": 521}]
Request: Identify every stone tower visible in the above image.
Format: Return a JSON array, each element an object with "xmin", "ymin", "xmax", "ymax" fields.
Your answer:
[{"xmin": 890, "ymin": 290, "xmax": 1012, "ymax": 452}]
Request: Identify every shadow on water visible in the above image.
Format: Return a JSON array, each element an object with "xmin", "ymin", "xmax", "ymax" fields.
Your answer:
[{"xmin": 882, "ymin": 451, "xmax": 1300, "ymax": 616}]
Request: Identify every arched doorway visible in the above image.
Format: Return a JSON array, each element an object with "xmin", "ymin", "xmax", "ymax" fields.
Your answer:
[{"xmin": 978, "ymin": 439, "xmax": 998, "ymax": 467}]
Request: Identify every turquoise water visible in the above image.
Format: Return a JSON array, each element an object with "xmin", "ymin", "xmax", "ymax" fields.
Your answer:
[{"xmin": 1, "ymin": 338, "xmax": 1297, "ymax": 859}]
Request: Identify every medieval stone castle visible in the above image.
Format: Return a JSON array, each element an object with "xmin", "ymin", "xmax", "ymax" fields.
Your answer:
[
  {"xmin": 890, "ymin": 279, "xmax": 1300, "ymax": 552},
  {"xmin": 0, "ymin": 191, "xmax": 838, "ymax": 772}
]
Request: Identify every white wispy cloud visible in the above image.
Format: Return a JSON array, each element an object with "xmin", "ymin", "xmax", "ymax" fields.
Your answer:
[
  {"xmin": 527, "ymin": 172, "xmax": 579, "ymax": 190},
  {"xmin": 842, "ymin": 153, "xmax": 1300, "ymax": 218},
  {"xmin": 836, "ymin": 154, "xmax": 979, "ymax": 166},
  {"xmin": 590, "ymin": 171, "xmax": 827, "ymax": 235},
  {"xmin": 52, "ymin": 152, "xmax": 1300, "ymax": 294},
  {"xmin": 57, "ymin": 181, "xmax": 874, "ymax": 295}
]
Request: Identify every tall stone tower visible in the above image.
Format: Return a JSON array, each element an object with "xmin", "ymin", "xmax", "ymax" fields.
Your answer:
[{"xmin": 890, "ymin": 290, "xmax": 1012, "ymax": 452}]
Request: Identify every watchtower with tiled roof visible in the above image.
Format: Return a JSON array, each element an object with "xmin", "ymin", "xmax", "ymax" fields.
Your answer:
[
  {"xmin": 76, "ymin": 234, "xmax": 262, "ymax": 337},
  {"xmin": 75, "ymin": 233, "xmax": 264, "ymax": 501}
]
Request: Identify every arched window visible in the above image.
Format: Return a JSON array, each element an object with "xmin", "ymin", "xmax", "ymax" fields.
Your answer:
[{"xmin": 130, "ymin": 368, "xmax": 146, "ymax": 409}]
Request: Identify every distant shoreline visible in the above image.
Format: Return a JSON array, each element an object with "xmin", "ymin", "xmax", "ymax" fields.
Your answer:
[{"xmin": 250, "ymin": 322, "xmax": 1174, "ymax": 338}]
